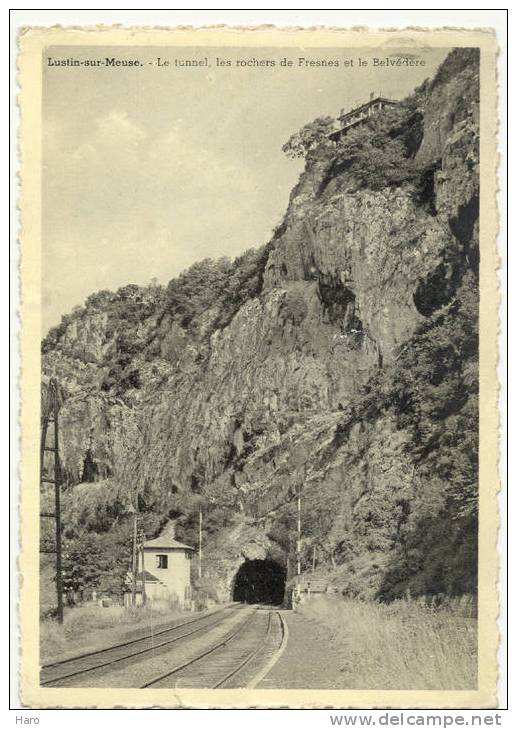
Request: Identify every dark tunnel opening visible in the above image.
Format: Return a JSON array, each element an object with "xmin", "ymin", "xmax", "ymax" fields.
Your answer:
[{"xmin": 232, "ymin": 559, "xmax": 287, "ymax": 606}]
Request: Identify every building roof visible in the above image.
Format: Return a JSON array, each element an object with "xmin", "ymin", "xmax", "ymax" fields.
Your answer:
[
  {"xmin": 143, "ymin": 522, "xmax": 194, "ymax": 551},
  {"xmin": 296, "ymin": 577, "xmax": 329, "ymax": 593},
  {"xmin": 136, "ymin": 570, "xmax": 160, "ymax": 583},
  {"xmin": 124, "ymin": 570, "xmax": 162, "ymax": 590},
  {"xmin": 338, "ymin": 96, "xmax": 398, "ymax": 123},
  {"xmin": 143, "ymin": 537, "xmax": 194, "ymax": 550}
]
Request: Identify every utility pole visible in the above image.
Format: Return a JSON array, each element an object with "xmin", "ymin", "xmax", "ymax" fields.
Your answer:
[
  {"xmin": 312, "ymin": 545, "xmax": 317, "ymax": 573},
  {"xmin": 141, "ymin": 542, "xmax": 147, "ymax": 606},
  {"xmin": 137, "ymin": 526, "xmax": 147, "ymax": 606},
  {"xmin": 284, "ymin": 555, "xmax": 292, "ymax": 607},
  {"xmin": 296, "ymin": 488, "xmax": 302, "ymax": 596},
  {"xmin": 198, "ymin": 507, "xmax": 203, "ymax": 580},
  {"xmin": 132, "ymin": 509, "xmax": 138, "ymax": 607},
  {"xmin": 40, "ymin": 378, "xmax": 64, "ymax": 624},
  {"xmin": 128, "ymin": 504, "xmax": 138, "ymax": 607},
  {"xmin": 53, "ymin": 395, "xmax": 64, "ymax": 623}
]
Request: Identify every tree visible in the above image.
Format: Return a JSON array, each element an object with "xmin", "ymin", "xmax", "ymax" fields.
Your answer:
[
  {"xmin": 282, "ymin": 116, "xmax": 335, "ymax": 159},
  {"xmin": 85, "ymin": 290, "xmax": 114, "ymax": 309},
  {"xmin": 214, "ymin": 245, "xmax": 271, "ymax": 329},
  {"xmin": 332, "ymin": 105, "xmax": 418, "ymax": 190},
  {"xmin": 62, "ymin": 533, "xmax": 106, "ymax": 598},
  {"xmin": 166, "ymin": 258, "xmax": 232, "ymax": 326}
]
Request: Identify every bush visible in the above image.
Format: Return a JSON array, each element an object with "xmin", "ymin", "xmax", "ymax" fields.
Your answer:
[{"xmin": 332, "ymin": 106, "xmax": 420, "ymax": 191}]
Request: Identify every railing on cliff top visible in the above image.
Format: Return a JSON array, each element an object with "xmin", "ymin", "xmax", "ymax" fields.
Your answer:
[{"xmin": 328, "ymin": 95, "xmax": 400, "ymax": 142}]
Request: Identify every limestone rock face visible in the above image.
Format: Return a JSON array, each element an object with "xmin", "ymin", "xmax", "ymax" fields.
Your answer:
[
  {"xmin": 415, "ymin": 48, "xmax": 480, "ymax": 168},
  {"xmin": 264, "ymin": 189, "xmax": 451, "ymax": 360},
  {"xmin": 42, "ymin": 49, "xmax": 480, "ymax": 602},
  {"xmin": 59, "ymin": 311, "xmax": 110, "ymax": 364}
]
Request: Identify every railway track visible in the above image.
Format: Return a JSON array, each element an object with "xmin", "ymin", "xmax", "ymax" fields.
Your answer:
[
  {"xmin": 141, "ymin": 607, "xmax": 286, "ymax": 689},
  {"xmin": 40, "ymin": 604, "xmax": 286, "ymax": 690},
  {"xmin": 40, "ymin": 604, "xmax": 247, "ymax": 687}
]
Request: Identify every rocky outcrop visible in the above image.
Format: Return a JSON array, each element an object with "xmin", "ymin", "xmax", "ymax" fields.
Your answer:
[{"xmin": 42, "ymin": 49, "xmax": 480, "ymax": 602}]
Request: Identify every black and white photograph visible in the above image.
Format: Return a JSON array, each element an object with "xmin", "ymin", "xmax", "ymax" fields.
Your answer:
[{"xmin": 15, "ymin": 23, "xmax": 501, "ymax": 710}]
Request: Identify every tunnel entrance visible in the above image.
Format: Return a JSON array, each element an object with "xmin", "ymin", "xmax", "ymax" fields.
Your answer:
[{"xmin": 232, "ymin": 559, "xmax": 286, "ymax": 605}]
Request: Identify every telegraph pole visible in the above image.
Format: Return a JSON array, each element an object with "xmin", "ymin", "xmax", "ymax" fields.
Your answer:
[
  {"xmin": 53, "ymin": 393, "xmax": 64, "ymax": 623},
  {"xmin": 198, "ymin": 507, "xmax": 203, "ymax": 580},
  {"xmin": 140, "ymin": 542, "xmax": 147, "ymax": 606},
  {"xmin": 296, "ymin": 487, "xmax": 302, "ymax": 596},
  {"xmin": 40, "ymin": 378, "xmax": 64, "ymax": 624},
  {"xmin": 284, "ymin": 555, "xmax": 293, "ymax": 608},
  {"xmin": 137, "ymin": 526, "xmax": 147, "ymax": 606},
  {"xmin": 312, "ymin": 545, "xmax": 317, "ymax": 573},
  {"xmin": 127, "ymin": 504, "xmax": 138, "ymax": 607},
  {"xmin": 132, "ymin": 509, "xmax": 138, "ymax": 607}
]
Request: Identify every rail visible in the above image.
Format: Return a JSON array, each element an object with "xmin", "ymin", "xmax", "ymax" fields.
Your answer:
[
  {"xmin": 141, "ymin": 608, "xmax": 283, "ymax": 689},
  {"xmin": 41, "ymin": 605, "xmax": 287, "ymax": 690},
  {"xmin": 40, "ymin": 604, "xmax": 244, "ymax": 687}
]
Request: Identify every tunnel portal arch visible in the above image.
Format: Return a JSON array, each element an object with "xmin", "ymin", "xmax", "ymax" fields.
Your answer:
[{"xmin": 232, "ymin": 559, "xmax": 286, "ymax": 606}]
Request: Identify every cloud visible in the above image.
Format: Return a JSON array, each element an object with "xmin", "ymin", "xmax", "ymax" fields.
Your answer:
[
  {"xmin": 70, "ymin": 142, "xmax": 97, "ymax": 163},
  {"xmin": 48, "ymin": 110, "xmax": 255, "ymax": 206},
  {"xmin": 42, "ymin": 109, "xmax": 265, "ymax": 331},
  {"xmin": 97, "ymin": 111, "xmax": 147, "ymax": 144}
]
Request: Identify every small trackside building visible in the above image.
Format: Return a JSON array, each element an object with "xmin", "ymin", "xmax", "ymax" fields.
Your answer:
[
  {"xmin": 127, "ymin": 522, "xmax": 194, "ymax": 609},
  {"xmin": 291, "ymin": 576, "xmax": 329, "ymax": 609}
]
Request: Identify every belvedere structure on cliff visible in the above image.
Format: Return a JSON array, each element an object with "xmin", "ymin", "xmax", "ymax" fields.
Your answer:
[{"xmin": 328, "ymin": 92, "xmax": 400, "ymax": 141}]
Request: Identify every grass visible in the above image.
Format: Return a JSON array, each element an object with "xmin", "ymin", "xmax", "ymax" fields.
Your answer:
[
  {"xmin": 298, "ymin": 595, "xmax": 477, "ymax": 690},
  {"xmin": 40, "ymin": 600, "xmax": 187, "ymax": 663}
]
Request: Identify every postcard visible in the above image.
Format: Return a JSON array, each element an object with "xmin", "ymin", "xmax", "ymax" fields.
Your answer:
[{"xmin": 17, "ymin": 24, "xmax": 499, "ymax": 708}]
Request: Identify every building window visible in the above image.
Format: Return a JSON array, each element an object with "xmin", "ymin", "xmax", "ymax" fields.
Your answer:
[{"xmin": 156, "ymin": 554, "xmax": 168, "ymax": 569}]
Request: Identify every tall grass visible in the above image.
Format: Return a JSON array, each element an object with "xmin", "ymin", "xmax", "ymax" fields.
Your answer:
[
  {"xmin": 40, "ymin": 599, "xmax": 184, "ymax": 662},
  {"xmin": 298, "ymin": 595, "xmax": 477, "ymax": 690}
]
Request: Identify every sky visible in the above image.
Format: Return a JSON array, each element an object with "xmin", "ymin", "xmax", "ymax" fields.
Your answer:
[{"xmin": 42, "ymin": 45, "xmax": 449, "ymax": 332}]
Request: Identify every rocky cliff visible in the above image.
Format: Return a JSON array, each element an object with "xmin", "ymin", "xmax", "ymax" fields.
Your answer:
[{"xmin": 41, "ymin": 49, "xmax": 480, "ymax": 603}]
